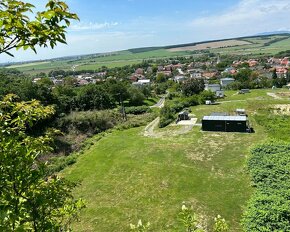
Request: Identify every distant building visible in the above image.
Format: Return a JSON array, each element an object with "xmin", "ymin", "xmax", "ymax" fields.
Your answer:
[
  {"xmin": 174, "ymin": 75, "xmax": 186, "ymax": 83},
  {"xmin": 135, "ymin": 68, "xmax": 144, "ymax": 75},
  {"xmin": 157, "ymin": 71, "xmax": 172, "ymax": 76},
  {"xmin": 188, "ymin": 69, "xmax": 202, "ymax": 79},
  {"xmin": 132, "ymin": 79, "xmax": 150, "ymax": 87},
  {"xmin": 275, "ymin": 67, "xmax": 288, "ymax": 78},
  {"xmin": 202, "ymin": 72, "xmax": 217, "ymax": 79},
  {"xmin": 248, "ymin": 59, "xmax": 258, "ymax": 67},
  {"xmin": 205, "ymin": 84, "xmax": 224, "ymax": 98},
  {"xmin": 32, "ymin": 78, "xmax": 41, "ymax": 83},
  {"xmin": 220, "ymin": 78, "xmax": 235, "ymax": 87},
  {"xmin": 281, "ymin": 57, "xmax": 289, "ymax": 66}
]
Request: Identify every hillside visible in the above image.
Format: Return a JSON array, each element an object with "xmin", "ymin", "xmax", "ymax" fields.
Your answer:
[
  {"xmin": 5, "ymin": 33, "xmax": 290, "ymax": 74},
  {"xmin": 62, "ymin": 89, "xmax": 290, "ymax": 231}
]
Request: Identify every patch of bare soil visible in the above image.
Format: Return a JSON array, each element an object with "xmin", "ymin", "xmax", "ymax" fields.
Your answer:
[
  {"xmin": 267, "ymin": 92, "xmax": 282, "ymax": 99},
  {"xmin": 167, "ymin": 40, "xmax": 251, "ymax": 52},
  {"xmin": 276, "ymin": 92, "xmax": 290, "ymax": 98},
  {"xmin": 273, "ymin": 104, "xmax": 290, "ymax": 115},
  {"xmin": 144, "ymin": 117, "xmax": 195, "ymax": 138}
]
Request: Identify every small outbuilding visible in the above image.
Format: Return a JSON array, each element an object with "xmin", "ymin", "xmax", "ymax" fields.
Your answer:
[
  {"xmin": 202, "ymin": 115, "xmax": 249, "ymax": 132},
  {"xmin": 178, "ymin": 111, "xmax": 190, "ymax": 121}
]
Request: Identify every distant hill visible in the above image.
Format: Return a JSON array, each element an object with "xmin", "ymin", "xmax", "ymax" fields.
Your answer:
[
  {"xmin": 255, "ymin": 31, "xmax": 290, "ymax": 36},
  {"xmin": 3, "ymin": 33, "xmax": 290, "ymax": 71}
]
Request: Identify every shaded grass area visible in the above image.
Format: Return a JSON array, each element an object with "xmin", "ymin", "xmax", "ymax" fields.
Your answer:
[{"xmin": 60, "ymin": 89, "xmax": 290, "ymax": 232}]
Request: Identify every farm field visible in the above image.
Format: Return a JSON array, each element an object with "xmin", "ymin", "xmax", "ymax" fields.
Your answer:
[
  {"xmin": 62, "ymin": 89, "xmax": 289, "ymax": 231},
  {"xmin": 5, "ymin": 34, "xmax": 290, "ymax": 74},
  {"xmin": 167, "ymin": 39, "xmax": 252, "ymax": 52}
]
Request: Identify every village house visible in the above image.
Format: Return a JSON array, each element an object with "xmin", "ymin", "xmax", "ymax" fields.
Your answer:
[
  {"xmin": 135, "ymin": 68, "xmax": 144, "ymax": 75},
  {"xmin": 281, "ymin": 57, "xmax": 289, "ymax": 66},
  {"xmin": 164, "ymin": 64, "xmax": 173, "ymax": 71},
  {"xmin": 202, "ymin": 72, "xmax": 218, "ymax": 79},
  {"xmin": 52, "ymin": 79, "xmax": 63, "ymax": 85},
  {"xmin": 32, "ymin": 78, "xmax": 42, "ymax": 83},
  {"xmin": 223, "ymin": 67, "xmax": 237, "ymax": 75},
  {"xmin": 157, "ymin": 70, "xmax": 172, "ymax": 77},
  {"xmin": 174, "ymin": 75, "xmax": 186, "ymax": 83},
  {"xmin": 188, "ymin": 69, "xmax": 202, "ymax": 79},
  {"xmin": 220, "ymin": 77, "xmax": 235, "ymax": 87},
  {"xmin": 77, "ymin": 79, "xmax": 90, "ymax": 86},
  {"xmin": 204, "ymin": 84, "xmax": 224, "ymax": 98},
  {"xmin": 157, "ymin": 66, "xmax": 164, "ymax": 71},
  {"xmin": 95, "ymin": 71, "xmax": 107, "ymax": 78},
  {"xmin": 275, "ymin": 67, "xmax": 288, "ymax": 78},
  {"xmin": 132, "ymin": 79, "xmax": 151, "ymax": 87},
  {"xmin": 248, "ymin": 59, "xmax": 259, "ymax": 67}
]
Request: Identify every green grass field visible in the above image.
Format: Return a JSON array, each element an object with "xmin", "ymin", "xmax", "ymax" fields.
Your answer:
[
  {"xmin": 61, "ymin": 89, "xmax": 289, "ymax": 231},
  {"xmin": 7, "ymin": 34, "xmax": 290, "ymax": 74}
]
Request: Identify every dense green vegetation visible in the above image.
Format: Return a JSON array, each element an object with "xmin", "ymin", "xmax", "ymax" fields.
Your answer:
[{"xmin": 243, "ymin": 141, "xmax": 290, "ymax": 231}]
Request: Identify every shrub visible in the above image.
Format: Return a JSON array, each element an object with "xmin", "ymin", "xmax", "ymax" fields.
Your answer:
[
  {"xmin": 159, "ymin": 105, "xmax": 175, "ymax": 128},
  {"xmin": 242, "ymin": 141, "xmax": 290, "ymax": 231},
  {"xmin": 56, "ymin": 110, "xmax": 122, "ymax": 134},
  {"xmin": 124, "ymin": 106, "xmax": 151, "ymax": 115}
]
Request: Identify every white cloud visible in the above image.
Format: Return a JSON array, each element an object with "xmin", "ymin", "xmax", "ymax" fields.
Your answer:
[
  {"xmin": 190, "ymin": 0, "xmax": 290, "ymax": 39},
  {"xmin": 69, "ymin": 22, "xmax": 119, "ymax": 31}
]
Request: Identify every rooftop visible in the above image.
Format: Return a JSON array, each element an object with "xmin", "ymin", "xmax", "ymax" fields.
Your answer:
[{"xmin": 203, "ymin": 115, "xmax": 247, "ymax": 121}]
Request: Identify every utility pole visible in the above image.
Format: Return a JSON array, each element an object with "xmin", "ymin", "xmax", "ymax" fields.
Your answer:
[{"xmin": 118, "ymin": 93, "xmax": 127, "ymax": 121}]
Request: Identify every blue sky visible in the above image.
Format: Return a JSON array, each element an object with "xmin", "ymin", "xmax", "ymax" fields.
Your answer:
[{"xmin": 2, "ymin": 0, "xmax": 290, "ymax": 62}]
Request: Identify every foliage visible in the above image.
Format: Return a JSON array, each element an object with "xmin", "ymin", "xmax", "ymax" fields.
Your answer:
[
  {"xmin": 213, "ymin": 215, "xmax": 229, "ymax": 232},
  {"xmin": 179, "ymin": 205, "xmax": 203, "ymax": 232},
  {"xmin": 76, "ymin": 84, "xmax": 115, "ymax": 110},
  {"xmin": 125, "ymin": 105, "xmax": 151, "ymax": 115},
  {"xmin": 57, "ymin": 110, "xmax": 122, "ymax": 134},
  {"xmin": 254, "ymin": 113, "xmax": 290, "ymax": 142},
  {"xmin": 0, "ymin": 0, "xmax": 79, "ymax": 56},
  {"xmin": 130, "ymin": 220, "xmax": 151, "ymax": 232},
  {"xmin": 159, "ymin": 104, "xmax": 175, "ymax": 128},
  {"xmin": 156, "ymin": 72, "xmax": 167, "ymax": 83},
  {"xmin": 0, "ymin": 94, "xmax": 85, "ymax": 231},
  {"xmin": 199, "ymin": 90, "xmax": 216, "ymax": 102},
  {"xmin": 242, "ymin": 141, "xmax": 290, "ymax": 231},
  {"xmin": 128, "ymin": 87, "xmax": 146, "ymax": 106},
  {"xmin": 182, "ymin": 78, "xmax": 205, "ymax": 96}
]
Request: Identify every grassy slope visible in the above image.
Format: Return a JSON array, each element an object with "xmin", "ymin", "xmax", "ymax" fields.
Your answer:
[{"xmin": 61, "ymin": 89, "xmax": 288, "ymax": 232}]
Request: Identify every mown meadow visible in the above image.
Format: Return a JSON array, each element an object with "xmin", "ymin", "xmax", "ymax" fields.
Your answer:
[{"xmin": 62, "ymin": 89, "xmax": 290, "ymax": 231}]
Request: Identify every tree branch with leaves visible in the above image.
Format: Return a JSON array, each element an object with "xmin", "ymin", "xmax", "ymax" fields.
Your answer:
[{"xmin": 0, "ymin": 0, "xmax": 79, "ymax": 57}]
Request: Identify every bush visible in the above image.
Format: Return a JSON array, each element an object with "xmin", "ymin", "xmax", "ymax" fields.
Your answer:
[
  {"xmin": 159, "ymin": 105, "xmax": 175, "ymax": 128},
  {"xmin": 124, "ymin": 106, "xmax": 151, "ymax": 115},
  {"xmin": 242, "ymin": 141, "xmax": 290, "ymax": 231},
  {"xmin": 56, "ymin": 110, "xmax": 122, "ymax": 134}
]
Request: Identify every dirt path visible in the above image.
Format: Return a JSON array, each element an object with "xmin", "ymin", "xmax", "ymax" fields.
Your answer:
[
  {"xmin": 144, "ymin": 117, "xmax": 160, "ymax": 137},
  {"xmin": 144, "ymin": 117, "xmax": 195, "ymax": 138},
  {"xmin": 267, "ymin": 92, "xmax": 282, "ymax": 99}
]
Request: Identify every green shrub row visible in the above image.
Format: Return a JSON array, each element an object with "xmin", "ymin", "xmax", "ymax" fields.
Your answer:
[
  {"xmin": 242, "ymin": 141, "xmax": 290, "ymax": 231},
  {"xmin": 124, "ymin": 105, "xmax": 151, "ymax": 115},
  {"xmin": 56, "ymin": 110, "xmax": 123, "ymax": 134}
]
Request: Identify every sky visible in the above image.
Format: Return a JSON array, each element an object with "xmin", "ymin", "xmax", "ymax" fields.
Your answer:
[{"xmin": 1, "ymin": 0, "xmax": 290, "ymax": 63}]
